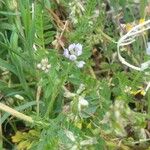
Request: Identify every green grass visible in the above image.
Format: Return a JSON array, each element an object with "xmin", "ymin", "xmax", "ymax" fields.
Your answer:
[{"xmin": 0, "ymin": 0, "xmax": 150, "ymax": 149}]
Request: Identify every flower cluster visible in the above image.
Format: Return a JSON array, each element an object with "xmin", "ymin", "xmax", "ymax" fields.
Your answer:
[
  {"xmin": 63, "ymin": 43, "xmax": 85, "ymax": 68},
  {"xmin": 37, "ymin": 58, "xmax": 51, "ymax": 73}
]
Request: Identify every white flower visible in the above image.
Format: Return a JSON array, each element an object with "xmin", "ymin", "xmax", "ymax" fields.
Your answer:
[
  {"xmin": 75, "ymin": 61, "xmax": 85, "ymax": 68},
  {"xmin": 63, "ymin": 43, "xmax": 85, "ymax": 67},
  {"xmin": 64, "ymin": 43, "xmax": 83, "ymax": 58},
  {"xmin": 78, "ymin": 96, "xmax": 89, "ymax": 112},
  {"xmin": 37, "ymin": 58, "xmax": 51, "ymax": 73}
]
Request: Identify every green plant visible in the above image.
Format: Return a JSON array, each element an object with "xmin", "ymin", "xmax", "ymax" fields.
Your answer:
[{"xmin": 1, "ymin": 0, "xmax": 150, "ymax": 149}]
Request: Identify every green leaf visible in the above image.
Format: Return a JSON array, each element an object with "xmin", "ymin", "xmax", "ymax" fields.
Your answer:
[{"xmin": 0, "ymin": 58, "xmax": 17, "ymax": 75}]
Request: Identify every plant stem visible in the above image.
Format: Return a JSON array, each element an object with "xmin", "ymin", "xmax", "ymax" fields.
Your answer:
[
  {"xmin": 0, "ymin": 103, "xmax": 33, "ymax": 123},
  {"xmin": 45, "ymin": 63, "xmax": 72, "ymax": 117},
  {"xmin": 36, "ymin": 85, "xmax": 42, "ymax": 116}
]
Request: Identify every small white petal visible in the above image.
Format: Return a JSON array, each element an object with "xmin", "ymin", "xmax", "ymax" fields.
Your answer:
[
  {"xmin": 41, "ymin": 58, "xmax": 48, "ymax": 64},
  {"xmin": 69, "ymin": 55, "xmax": 77, "ymax": 61},
  {"xmin": 63, "ymin": 49, "xmax": 70, "ymax": 58},
  {"xmin": 68, "ymin": 43, "xmax": 76, "ymax": 51},
  {"xmin": 76, "ymin": 61, "xmax": 85, "ymax": 68},
  {"xmin": 47, "ymin": 64, "xmax": 51, "ymax": 69},
  {"xmin": 37, "ymin": 63, "xmax": 42, "ymax": 69},
  {"xmin": 41, "ymin": 66, "xmax": 46, "ymax": 71},
  {"xmin": 74, "ymin": 43, "xmax": 82, "ymax": 56}
]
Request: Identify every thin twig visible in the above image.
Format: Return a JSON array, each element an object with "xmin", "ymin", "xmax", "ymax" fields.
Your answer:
[
  {"xmin": 36, "ymin": 85, "xmax": 42, "ymax": 115},
  {"xmin": 57, "ymin": 20, "xmax": 69, "ymax": 49},
  {"xmin": 37, "ymin": 0, "xmax": 65, "ymax": 30}
]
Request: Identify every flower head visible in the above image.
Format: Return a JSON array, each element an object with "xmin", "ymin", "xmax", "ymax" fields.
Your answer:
[
  {"xmin": 64, "ymin": 43, "xmax": 85, "ymax": 68},
  {"xmin": 37, "ymin": 58, "xmax": 51, "ymax": 73},
  {"xmin": 64, "ymin": 43, "xmax": 83, "ymax": 60},
  {"xmin": 75, "ymin": 61, "xmax": 85, "ymax": 68}
]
